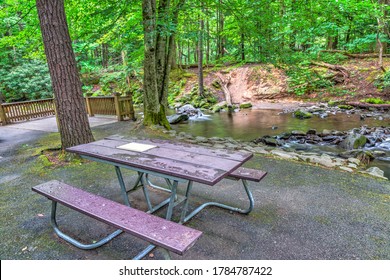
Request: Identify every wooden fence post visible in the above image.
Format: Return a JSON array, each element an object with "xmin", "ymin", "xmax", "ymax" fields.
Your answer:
[
  {"xmin": 126, "ymin": 91, "xmax": 136, "ymax": 121},
  {"xmin": 0, "ymin": 103, "xmax": 8, "ymax": 125},
  {"xmin": 85, "ymin": 96, "xmax": 94, "ymax": 117},
  {"xmin": 113, "ymin": 93, "xmax": 123, "ymax": 121}
]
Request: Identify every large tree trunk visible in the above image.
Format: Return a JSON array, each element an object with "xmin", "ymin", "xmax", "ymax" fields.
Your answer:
[
  {"xmin": 142, "ymin": 0, "xmax": 185, "ymax": 128},
  {"xmin": 142, "ymin": 0, "xmax": 167, "ymax": 127},
  {"xmin": 36, "ymin": 0, "xmax": 94, "ymax": 149}
]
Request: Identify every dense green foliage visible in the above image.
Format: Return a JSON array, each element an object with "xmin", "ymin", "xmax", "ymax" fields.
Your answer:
[
  {"xmin": 1, "ymin": 0, "xmax": 389, "ymax": 102},
  {"xmin": 0, "ymin": 59, "xmax": 52, "ymax": 101}
]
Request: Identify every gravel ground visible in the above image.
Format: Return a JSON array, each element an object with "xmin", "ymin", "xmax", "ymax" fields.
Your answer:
[{"xmin": 0, "ymin": 119, "xmax": 389, "ymax": 260}]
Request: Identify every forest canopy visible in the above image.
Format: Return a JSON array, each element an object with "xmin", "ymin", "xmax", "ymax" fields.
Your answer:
[{"xmin": 1, "ymin": 0, "xmax": 389, "ymax": 103}]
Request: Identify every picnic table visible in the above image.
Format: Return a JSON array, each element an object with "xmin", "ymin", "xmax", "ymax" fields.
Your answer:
[
  {"xmin": 66, "ymin": 137, "xmax": 259, "ymax": 220},
  {"xmin": 33, "ymin": 136, "xmax": 267, "ymax": 259}
]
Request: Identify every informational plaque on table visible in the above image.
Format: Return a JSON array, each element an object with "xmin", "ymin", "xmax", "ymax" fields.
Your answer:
[{"xmin": 116, "ymin": 143, "xmax": 157, "ymax": 152}]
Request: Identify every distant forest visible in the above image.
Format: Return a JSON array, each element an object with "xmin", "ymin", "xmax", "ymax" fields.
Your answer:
[{"xmin": 1, "ymin": 0, "xmax": 390, "ymax": 103}]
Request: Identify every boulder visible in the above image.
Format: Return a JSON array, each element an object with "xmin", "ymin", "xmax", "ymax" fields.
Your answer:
[
  {"xmin": 291, "ymin": 130, "xmax": 306, "ymax": 136},
  {"xmin": 239, "ymin": 102, "xmax": 253, "ymax": 109},
  {"xmin": 339, "ymin": 133, "xmax": 367, "ymax": 150},
  {"xmin": 321, "ymin": 129, "xmax": 332, "ymax": 136},
  {"xmin": 177, "ymin": 104, "xmax": 202, "ymax": 117},
  {"xmin": 339, "ymin": 166, "xmax": 354, "ymax": 172},
  {"xmin": 293, "ymin": 110, "xmax": 312, "ymax": 119},
  {"xmin": 364, "ymin": 167, "xmax": 387, "ymax": 180},
  {"xmin": 261, "ymin": 137, "xmax": 280, "ymax": 146},
  {"xmin": 167, "ymin": 114, "xmax": 189, "ymax": 124},
  {"xmin": 271, "ymin": 150, "xmax": 299, "ymax": 160},
  {"xmin": 211, "ymin": 101, "xmax": 228, "ymax": 113}
]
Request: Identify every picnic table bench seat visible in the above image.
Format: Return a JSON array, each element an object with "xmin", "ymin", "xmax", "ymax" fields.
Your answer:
[
  {"xmin": 32, "ymin": 180, "xmax": 202, "ymax": 259},
  {"xmin": 179, "ymin": 167, "xmax": 267, "ymax": 223},
  {"xmin": 228, "ymin": 167, "xmax": 268, "ymax": 182}
]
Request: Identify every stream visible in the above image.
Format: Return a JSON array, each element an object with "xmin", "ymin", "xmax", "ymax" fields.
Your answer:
[{"xmin": 172, "ymin": 108, "xmax": 390, "ymax": 179}]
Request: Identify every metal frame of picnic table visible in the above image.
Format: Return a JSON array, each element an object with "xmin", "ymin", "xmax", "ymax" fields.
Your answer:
[
  {"xmin": 72, "ymin": 154, "xmax": 255, "ymax": 259},
  {"xmin": 66, "ymin": 140, "xmax": 255, "ymax": 259}
]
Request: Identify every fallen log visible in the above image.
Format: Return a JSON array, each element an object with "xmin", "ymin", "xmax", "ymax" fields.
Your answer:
[
  {"xmin": 318, "ymin": 50, "xmax": 390, "ymax": 59},
  {"xmin": 310, "ymin": 61, "xmax": 350, "ymax": 77},
  {"xmin": 346, "ymin": 101, "xmax": 390, "ymax": 110},
  {"xmin": 310, "ymin": 61, "xmax": 350, "ymax": 83},
  {"xmin": 215, "ymin": 73, "xmax": 233, "ymax": 107}
]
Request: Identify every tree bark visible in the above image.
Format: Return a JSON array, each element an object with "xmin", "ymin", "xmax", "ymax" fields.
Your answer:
[
  {"xmin": 310, "ymin": 61, "xmax": 350, "ymax": 78},
  {"xmin": 216, "ymin": 0, "xmax": 225, "ymax": 60},
  {"xmin": 102, "ymin": 43, "xmax": 109, "ymax": 68},
  {"xmin": 206, "ymin": 16, "xmax": 210, "ymax": 65},
  {"xmin": 198, "ymin": 4, "xmax": 204, "ymax": 96},
  {"xmin": 36, "ymin": 0, "xmax": 94, "ymax": 149},
  {"xmin": 240, "ymin": 31, "xmax": 245, "ymax": 61},
  {"xmin": 141, "ymin": 0, "xmax": 185, "ymax": 128},
  {"xmin": 216, "ymin": 73, "xmax": 232, "ymax": 107},
  {"xmin": 142, "ymin": 0, "xmax": 166, "ymax": 127}
]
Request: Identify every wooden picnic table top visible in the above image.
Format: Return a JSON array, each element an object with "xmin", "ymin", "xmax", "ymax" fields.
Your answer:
[{"xmin": 66, "ymin": 137, "xmax": 253, "ymax": 185}]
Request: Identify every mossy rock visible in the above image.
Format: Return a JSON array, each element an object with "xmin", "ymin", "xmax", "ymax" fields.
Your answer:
[
  {"xmin": 328, "ymin": 100, "xmax": 344, "ymax": 107},
  {"xmin": 293, "ymin": 110, "xmax": 312, "ymax": 119},
  {"xmin": 340, "ymin": 134, "xmax": 368, "ymax": 150},
  {"xmin": 212, "ymin": 101, "xmax": 228, "ymax": 113},
  {"xmin": 239, "ymin": 102, "xmax": 253, "ymax": 109},
  {"xmin": 338, "ymin": 104, "xmax": 354, "ymax": 110},
  {"xmin": 360, "ymin": 97, "xmax": 389, "ymax": 105},
  {"xmin": 353, "ymin": 135, "xmax": 368, "ymax": 149}
]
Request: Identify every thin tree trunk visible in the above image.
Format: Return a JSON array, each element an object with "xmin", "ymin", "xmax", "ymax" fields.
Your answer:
[
  {"xmin": 216, "ymin": 73, "xmax": 232, "ymax": 107},
  {"xmin": 198, "ymin": 6, "xmax": 204, "ymax": 96},
  {"xmin": 158, "ymin": 0, "xmax": 185, "ymax": 109},
  {"xmin": 187, "ymin": 40, "xmax": 190, "ymax": 65},
  {"xmin": 206, "ymin": 16, "xmax": 210, "ymax": 65},
  {"xmin": 36, "ymin": 0, "xmax": 94, "ymax": 149},
  {"xmin": 171, "ymin": 37, "xmax": 177, "ymax": 69},
  {"xmin": 155, "ymin": 0, "xmax": 169, "ymax": 100},
  {"xmin": 240, "ymin": 31, "xmax": 245, "ymax": 61},
  {"xmin": 102, "ymin": 43, "xmax": 109, "ymax": 68},
  {"xmin": 216, "ymin": 0, "xmax": 225, "ymax": 59},
  {"xmin": 377, "ymin": 32, "xmax": 384, "ymax": 71},
  {"xmin": 178, "ymin": 40, "xmax": 183, "ymax": 67}
]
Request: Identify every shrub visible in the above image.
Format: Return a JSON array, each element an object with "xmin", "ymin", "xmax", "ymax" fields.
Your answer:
[
  {"xmin": 0, "ymin": 60, "xmax": 53, "ymax": 102},
  {"xmin": 360, "ymin": 98, "xmax": 390, "ymax": 104}
]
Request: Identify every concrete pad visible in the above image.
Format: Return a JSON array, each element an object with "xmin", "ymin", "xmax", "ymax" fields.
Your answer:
[
  {"xmin": 0, "ymin": 116, "xmax": 118, "ymax": 158},
  {"xmin": 4, "ymin": 116, "xmax": 118, "ymax": 133}
]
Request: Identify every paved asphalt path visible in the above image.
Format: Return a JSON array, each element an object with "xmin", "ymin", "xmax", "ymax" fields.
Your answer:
[{"xmin": 0, "ymin": 117, "xmax": 389, "ymax": 262}]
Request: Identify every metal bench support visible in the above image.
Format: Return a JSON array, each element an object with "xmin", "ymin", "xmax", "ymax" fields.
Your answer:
[
  {"xmin": 33, "ymin": 181, "xmax": 202, "ymax": 259},
  {"xmin": 51, "ymin": 201, "xmax": 123, "ymax": 250},
  {"xmin": 180, "ymin": 179, "xmax": 254, "ymax": 224}
]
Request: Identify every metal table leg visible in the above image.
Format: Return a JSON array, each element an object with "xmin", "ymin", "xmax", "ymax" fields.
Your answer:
[
  {"xmin": 180, "ymin": 179, "xmax": 254, "ymax": 224},
  {"xmin": 115, "ymin": 166, "xmax": 131, "ymax": 207}
]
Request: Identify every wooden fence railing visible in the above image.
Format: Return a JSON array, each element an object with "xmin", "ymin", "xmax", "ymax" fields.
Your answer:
[
  {"xmin": 85, "ymin": 94, "xmax": 135, "ymax": 121},
  {"xmin": 0, "ymin": 99, "xmax": 55, "ymax": 125},
  {"xmin": 0, "ymin": 94, "xmax": 135, "ymax": 125}
]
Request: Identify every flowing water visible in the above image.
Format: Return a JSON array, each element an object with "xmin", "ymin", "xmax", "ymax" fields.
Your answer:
[
  {"xmin": 174, "ymin": 109, "xmax": 387, "ymax": 141},
  {"xmin": 172, "ymin": 109, "xmax": 390, "ymax": 178}
]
